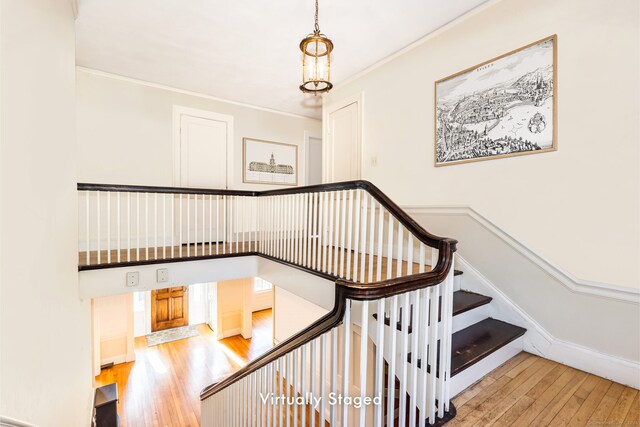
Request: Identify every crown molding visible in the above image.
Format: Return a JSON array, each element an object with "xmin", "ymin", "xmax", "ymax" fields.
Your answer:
[{"xmin": 76, "ymin": 66, "xmax": 321, "ymax": 121}]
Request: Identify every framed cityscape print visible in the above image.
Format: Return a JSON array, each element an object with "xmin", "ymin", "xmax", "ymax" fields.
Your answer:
[
  {"xmin": 435, "ymin": 35, "xmax": 557, "ymax": 166},
  {"xmin": 243, "ymin": 137, "xmax": 298, "ymax": 185}
]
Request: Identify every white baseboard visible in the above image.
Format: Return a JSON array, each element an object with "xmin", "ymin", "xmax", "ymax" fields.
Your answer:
[
  {"xmin": 100, "ymin": 355, "xmax": 127, "ymax": 366},
  {"xmin": 220, "ymin": 328, "xmax": 242, "ymax": 338},
  {"xmin": 456, "ymin": 256, "xmax": 640, "ymax": 389}
]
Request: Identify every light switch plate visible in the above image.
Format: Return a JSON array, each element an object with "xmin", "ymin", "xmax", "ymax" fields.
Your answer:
[
  {"xmin": 126, "ymin": 271, "xmax": 139, "ymax": 287},
  {"xmin": 157, "ymin": 268, "xmax": 168, "ymax": 283}
]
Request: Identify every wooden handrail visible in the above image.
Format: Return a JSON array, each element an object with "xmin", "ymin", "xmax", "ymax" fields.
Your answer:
[
  {"xmin": 199, "ymin": 239, "xmax": 454, "ymax": 400},
  {"xmin": 77, "ymin": 180, "xmax": 457, "ymax": 251}
]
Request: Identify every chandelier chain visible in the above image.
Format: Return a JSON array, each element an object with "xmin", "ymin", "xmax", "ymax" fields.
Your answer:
[{"xmin": 314, "ymin": 0, "xmax": 320, "ymax": 33}]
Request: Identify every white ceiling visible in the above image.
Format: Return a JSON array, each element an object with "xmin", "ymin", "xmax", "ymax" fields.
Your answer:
[{"xmin": 75, "ymin": 0, "xmax": 488, "ymax": 119}]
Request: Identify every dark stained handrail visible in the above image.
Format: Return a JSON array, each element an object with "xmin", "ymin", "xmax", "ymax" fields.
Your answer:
[{"xmin": 199, "ymin": 240, "xmax": 454, "ymax": 400}]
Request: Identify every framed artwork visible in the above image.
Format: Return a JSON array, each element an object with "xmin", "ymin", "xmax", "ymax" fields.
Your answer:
[
  {"xmin": 242, "ymin": 137, "xmax": 298, "ymax": 185},
  {"xmin": 435, "ymin": 35, "xmax": 557, "ymax": 166}
]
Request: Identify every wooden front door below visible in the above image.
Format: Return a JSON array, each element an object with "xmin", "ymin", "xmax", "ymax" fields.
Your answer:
[{"xmin": 151, "ymin": 286, "xmax": 189, "ymax": 331}]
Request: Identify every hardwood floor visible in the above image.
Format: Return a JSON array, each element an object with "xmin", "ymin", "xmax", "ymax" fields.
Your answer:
[
  {"xmin": 95, "ymin": 309, "xmax": 273, "ymax": 427},
  {"xmin": 450, "ymin": 352, "xmax": 640, "ymax": 426}
]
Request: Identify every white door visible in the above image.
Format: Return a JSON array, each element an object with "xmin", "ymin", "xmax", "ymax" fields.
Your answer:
[
  {"xmin": 325, "ymin": 99, "xmax": 360, "ymax": 183},
  {"xmin": 174, "ymin": 107, "xmax": 233, "ymax": 246},
  {"xmin": 306, "ymin": 136, "xmax": 323, "ymax": 185},
  {"xmin": 179, "ymin": 114, "xmax": 228, "ymax": 188}
]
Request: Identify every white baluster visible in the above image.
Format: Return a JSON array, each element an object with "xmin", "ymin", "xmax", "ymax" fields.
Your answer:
[
  {"xmin": 377, "ymin": 205, "xmax": 384, "ymax": 281},
  {"xmin": 386, "ymin": 215, "xmax": 394, "ymax": 279},
  {"xmin": 428, "ymin": 284, "xmax": 440, "ymax": 425},
  {"xmin": 359, "ymin": 300, "xmax": 369, "ymax": 427},
  {"xmin": 353, "ymin": 190, "xmax": 361, "ymax": 281},
  {"xmin": 301, "ymin": 345, "xmax": 307, "ymax": 427},
  {"xmin": 368, "ymin": 195, "xmax": 376, "ymax": 282},
  {"xmin": 117, "ymin": 192, "xmax": 121, "ymax": 263},
  {"xmin": 321, "ymin": 192, "xmax": 328, "ymax": 273},
  {"xmin": 186, "ymin": 194, "xmax": 190, "ymax": 257},
  {"xmin": 163, "ymin": 194, "xmax": 167, "ymax": 259},
  {"xmin": 399, "ymin": 292, "xmax": 410, "ymax": 427},
  {"xmin": 330, "ymin": 328, "xmax": 338, "ymax": 426},
  {"xmin": 320, "ymin": 333, "xmax": 327, "ymax": 427},
  {"xmin": 153, "ymin": 193, "xmax": 158, "ymax": 259},
  {"xmin": 327, "ymin": 192, "xmax": 335, "ymax": 275},
  {"xmin": 310, "ymin": 339, "xmax": 316, "ymax": 427},
  {"xmin": 339, "ymin": 190, "xmax": 347, "ymax": 278},
  {"xmin": 346, "ymin": 189, "xmax": 354, "ymax": 280},
  {"xmin": 387, "ymin": 295, "xmax": 398, "ymax": 427},
  {"xmin": 136, "ymin": 193, "xmax": 140, "ymax": 261},
  {"xmin": 312, "ymin": 193, "xmax": 318, "ymax": 270},
  {"xmin": 360, "ymin": 191, "xmax": 367, "ymax": 282},
  {"xmin": 107, "ymin": 191, "xmax": 111, "ymax": 263},
  {"xmin": 202, "ymin": 194, "xmax": 206, "ymax": 256},
  {"xmin": 373, "ymin": 298, "xmax": 385, "ymax": 427},
  {"xmin": 97, "ymin": 191, "xmax": 101, "ymax": 264},
  {"xmin": 397, "ymin": 224, "xmax": 404, "ymax": 278},
  {"xmin": 127, "ymin": 193, "xmax": 131, "ymax": 262},
  {"xmin": 85, "ymin": 192, "xmax": 90, "ymax": 265},
  {"xmin": 342, "ymin": 301, "xmax": 351, "ymax": 426},
  {"xmin": 410, "ymin": 289, "xmax": 420, "ymax": 427}
]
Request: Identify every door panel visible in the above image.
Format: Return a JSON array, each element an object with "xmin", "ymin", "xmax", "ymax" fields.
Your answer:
[
  {"xmin": 327, "ymin": 102, "xmax": 360, "ymax": 182},
  {"xmin": 178, "ymin": 114, "xmax": 228, "ymax": 244},
  {"xmin": 151, "ymin": 286, "xmax": 189, "ymax": 331}
]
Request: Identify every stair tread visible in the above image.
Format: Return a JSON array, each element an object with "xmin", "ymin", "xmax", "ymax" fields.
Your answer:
[
  {"xmin": 451, "ymin": 318, "xmax": 526, "ymax": 376},
  {"xmin": 454, "ymin": 269, "xmax": 463, "ymax": 276},
  {"xmin": 372, "ymin": 290, "xmax": 493, "ymax": 333},
  {"xmin": 453, "ymin": 290, "xmax": 492, "ymax": 316}
]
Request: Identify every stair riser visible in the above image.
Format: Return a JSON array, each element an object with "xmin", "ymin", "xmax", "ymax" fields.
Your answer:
[
  {"xmin": 452, "ymin": 303, "xmax": 489, "ymax": 333},
  {"xmin": 450, "ymin": 336, "xmax": 524, "ymax": 397}
]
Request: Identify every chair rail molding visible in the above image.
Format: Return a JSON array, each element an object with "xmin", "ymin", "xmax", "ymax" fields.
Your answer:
[{"xmin": 403, "ymin": 205, "xmax": 640, "ymax": 304}]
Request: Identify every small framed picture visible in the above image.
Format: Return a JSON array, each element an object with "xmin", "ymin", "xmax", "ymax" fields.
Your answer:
[
  {"xmin": 435, "ymin": 35, "xmax": 557, "ymax": 166},
  {"xmin": 242, "ymin": 138, "xmax": 298, "ymax": 186}
]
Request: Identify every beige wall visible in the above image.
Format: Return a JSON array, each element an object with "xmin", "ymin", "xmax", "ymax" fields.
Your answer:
[
  {"xmin": 324, "ymin": 0, "xmax": 640, "ymax": 289},
  {"xmin": 76, "ymin": 69, "xmax": 322, "ymax": 189},
  {"xmin": 0, "ymin": 0, "xmax": 93, "ymax": 425}
]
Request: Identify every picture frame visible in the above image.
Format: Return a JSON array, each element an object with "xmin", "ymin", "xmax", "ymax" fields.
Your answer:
[
  {"xmin": 242, "ymin": 137, "xmax": 298, "ymax": 186},
  {"xmin": 434, "ymin": 35, "xmax": 557, "ymax": 166}
]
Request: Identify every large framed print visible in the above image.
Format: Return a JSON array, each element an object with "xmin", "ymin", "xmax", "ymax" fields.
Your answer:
[
  {"xmin": 243, "ymin": 138, "xmax": 298, "ymax": 185},
  {"xmin": 435, "ymin": 35, "xmax": 557, "ymax": 166}
]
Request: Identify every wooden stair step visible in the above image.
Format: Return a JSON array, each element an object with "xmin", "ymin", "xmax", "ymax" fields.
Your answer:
[
  {"xmin": 450, "ymin": 318, "xmax": 526, "ymax": 376},
  {"xmin": 452, "ymin": 290, "xmax": 492, "ymax": 316},
  {"xmin": 406, "ymin": 318, "xmax": 526, "ymax": 377},
  {"xmin": 373, "ymin": 290, "xmax": 492, "ymax": 333}
]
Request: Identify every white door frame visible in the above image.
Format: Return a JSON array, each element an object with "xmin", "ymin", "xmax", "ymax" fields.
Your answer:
[
  {"xmin": 321, "ymin": 92, "xmax": 364, "ymax": 183},
  {"xmin": 172, "ymin": 105, "xmax": 234, "ymax": 188},
  {"xmin": 303, "ymin": 130, "xmax": 322, "ymax": 186}
]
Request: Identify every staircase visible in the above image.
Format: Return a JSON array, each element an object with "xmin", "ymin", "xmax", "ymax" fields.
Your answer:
[{"xmin": 77, "ymin": 180, "xmax": 527, "ymax": 426}]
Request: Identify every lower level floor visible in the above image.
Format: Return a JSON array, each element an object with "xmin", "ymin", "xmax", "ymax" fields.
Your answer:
[
  {"xmin": 96, "ymin": 310, "xmax": 639, "ymax": 426},
  {"xmin": 95, "ymin": 309, "xmax": 273, "ymax": 426}
]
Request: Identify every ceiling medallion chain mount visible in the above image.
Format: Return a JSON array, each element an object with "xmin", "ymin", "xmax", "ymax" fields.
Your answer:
[{"xmin": 299, "ymin": 0, "xmax": 333, "ymax": 95}]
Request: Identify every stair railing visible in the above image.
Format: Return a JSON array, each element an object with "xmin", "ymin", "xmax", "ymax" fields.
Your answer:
[{"xmin": 77, "ymin": 180, "xmax": 458, "ymax": 426}]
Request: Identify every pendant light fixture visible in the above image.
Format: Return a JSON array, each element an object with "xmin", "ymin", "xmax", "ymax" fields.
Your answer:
[{"xmin": 299, "ymin": 0, "xmax": 333, "ymax": 95}]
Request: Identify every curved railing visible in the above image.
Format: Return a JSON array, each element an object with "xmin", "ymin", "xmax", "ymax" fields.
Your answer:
[{"xmin": 77, "ymin": 180, "xmax": 458, "ymax": 426}]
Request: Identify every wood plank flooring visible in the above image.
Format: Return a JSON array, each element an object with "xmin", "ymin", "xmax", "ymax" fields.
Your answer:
[
  {"xmin": 450, "ymin": 352, "xmax": 640, "ymax": 427},
  {"xmin": 95, "ymin": 309, "xmax": 274, "ymax": 427}
]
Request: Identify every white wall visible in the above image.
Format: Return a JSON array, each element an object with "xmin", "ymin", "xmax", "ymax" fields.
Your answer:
[
  {"xmin": 76, "ymin": 69, "xmax": 322, "ymax": 189},
  {"xmin": 324, "ymin": 0, "xmax": 640, "ymax": 289},
  {"xmin": 0, "ymin": 0, "xmax": 93, "ymax": 425},
  {"xmin": 273, "ymin": 287, "xmax": 328, "ymax": 344},
  {"xmin": 92, "ymin": 294, "xmax": 135, "ymax": 374},
  {"xmin": 216, "ymin": 278, "xmax": 253, "ymax": 339}
]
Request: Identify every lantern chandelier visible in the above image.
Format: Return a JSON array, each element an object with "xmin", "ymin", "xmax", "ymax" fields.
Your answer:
[{"xmin": 299, "ymin": 0, "xmax": 333, "ymax": 95}]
